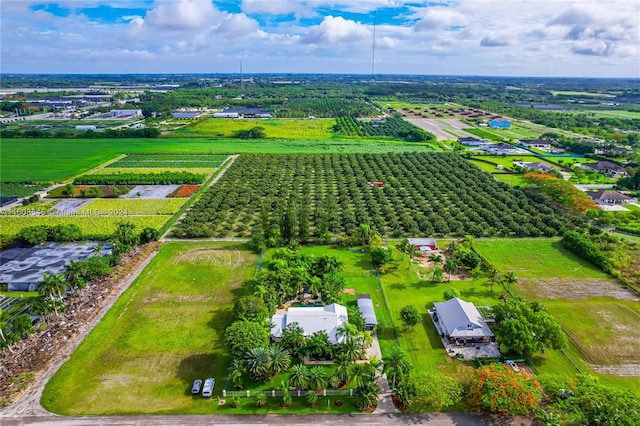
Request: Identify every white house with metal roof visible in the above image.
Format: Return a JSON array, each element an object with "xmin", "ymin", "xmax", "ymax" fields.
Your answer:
[
  {"xmin": 432, "ymin": 297, "xmax": 494, "ymax": 344},
  {"xmin": 270, "ymin": 303, "xmax": 348, "ymax": 344}
]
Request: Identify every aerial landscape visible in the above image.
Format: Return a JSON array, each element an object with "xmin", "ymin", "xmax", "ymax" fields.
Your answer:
[{"xmin": 1, "ymin": 1, "xmax": 639, "ymax": 425}]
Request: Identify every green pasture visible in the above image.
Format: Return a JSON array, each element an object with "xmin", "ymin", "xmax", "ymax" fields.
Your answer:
[
  {"xmin": 1, "ymin": 138, "xmax": 441, "ymax": 182},
  {"xmin": 90, "ymin": 167, "xmax": 216, "ymax": 176},
  {"xmin": 42, "ymin": 242, "xmax": 259, "ymax": 415},
  {"xmin": 77, "ymin": 199, "xmax": 187, "ymax": 216},
  {"xmin": 171, "ymin": 118, "xmax": 336, "ymax": 139}
]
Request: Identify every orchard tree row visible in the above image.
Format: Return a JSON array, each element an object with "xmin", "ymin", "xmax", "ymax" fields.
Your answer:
[
  {"xmin": 334, "ymin": 116, "xmax": 435, "ymax": 142},
  {"xmin": 174, "ymin": 153, "xmax": 579, "ymax": 240}
]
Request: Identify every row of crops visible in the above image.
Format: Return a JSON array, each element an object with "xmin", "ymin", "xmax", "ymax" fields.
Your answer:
[
  {"xmin": 174, "ymin": 153, "xmax": 580, "ymax": 239},
  {"xmin": 105, "ymin": 154, "xmax": 227, "ymax": 169},
  {"xmin": 277, "ymin": 97, "xmax": 377, "ymax": 118},
  {"xmin": 334, "ymin": 116, "xmax": 435, "ymax": 142}
]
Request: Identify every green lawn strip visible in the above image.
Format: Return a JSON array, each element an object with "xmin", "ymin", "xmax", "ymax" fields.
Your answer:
[
  {"xmin": 1, "ymin": 139, "xmax": 440, "ymax": 182},
  {"xmin": 42, "ymin": 242, "xmax": 258, "ymax": 415},
  {"xmin": 474, "ymin": 238, "xmax": 609, "ymax": 279},
  {"xmin": 172, "ymin": 118, "xmax": 336, "ymax": 139},
  {"xmin": 0, "ymin": 216, "xmax": 169, "ymax": 239},
  {"xmin": 91, "ymin": 167, "xmax": 216, "ymax": 176}
]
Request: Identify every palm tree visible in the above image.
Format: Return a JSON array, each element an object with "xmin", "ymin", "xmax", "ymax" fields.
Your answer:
[
  {"xmin": 39, "ymin": 273, "xmax": 67, "ymax": 316},
  {"xmin": 504, "ymin": 271, "xmax": 518, "ymax": 293},
  {"xmin": 445, "ymin": 241, "xmax": 458, "ymax": 259},
  {"xmin": 428, "ymin": 253, "xmax": 443, "ymax": 265},
  {"xmin": 230, "ymin": 360, "xmax": 245, "ymax": 390},
  {"xmin": 487, "ymin": 268, "xmax": 501, "ymax": 293},
  {"xmin": 288, "ymin": 364, "xmax": 309, "ymax": 391},
  {"xmin": 340, "ymin": 336, "xmax": 365, "ymax": 363},
  {"xmin": 64, "ymin": 260, "xmax": 86, "ymax": 293},
  {"xmin": 383, "ymin": 346, "xmax": 412, "ymax": 390},
  {"xmin": 360, "ymin": 331, "xmax": 373, "ymax": 351},
  {"xmin": 308, "ymin": 366, "xmax": 327, "ymax": 391},
  {"xmin": 406, "ymin": 244, "xmax": 419, "ymax": 268},
  {"xmin": 396, "ymin": 239, "xmax": 410, "ymax": 259},
  {"xmin": 245, "ymin": 347, "xmax": 271, "ymax": 382},
  {"xmin": 335, "ymin": 352, "xmax": 351, "ymax": 382},
  {"xmin": 306, "ymin": 389, "xmax": 319, "ymax": 407},
  {"xmin": 357, "ymin": 223, "xmax": 372, "ymax": 246},
  {"xmin": 443, "ymin": 258, "xmax": 459, "ymax": 282},
  {"xmin": 432, "ymin": 265, "xmax": 444, "ymax": 283},
  {"xmin": 268, "ymin": 345, "xmax": 291, "ymax": 376},
  {"xmin": 329, "ymin": 374, "xmax": 342, "ymax": 389},
  {"xmin": 279, "ymin": 379, "xmax": 292, "ymax": 407},
  {"xmin": 255, "ymin": 393, "xmax": 267, "ymax": 408},
  {"xmin": 308, "ymin": 276, "xmax": 322, "ymax": 299},
  {"xmin": 349, "ymin": 363, "xmax": 370, "ymax": 388},
  {"xmin": 462, "ymin": 235, "xmax": 475, "ymax": 249}
]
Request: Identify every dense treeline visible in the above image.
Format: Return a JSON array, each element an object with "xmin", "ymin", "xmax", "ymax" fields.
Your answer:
[
  {"xmin": 0, "ymin": 127, "xmax": 160, "ymax": 139},
  {"xmin": 74, "ymin": 171, "xmax": 205, "ymax": 185},
  {"xmin": 174, "ymin": 153, "xmax": 578, "ymax": 239},
  {"xmin": 561, "ymin": 230, "xmax": 612, "ymax": 273}
]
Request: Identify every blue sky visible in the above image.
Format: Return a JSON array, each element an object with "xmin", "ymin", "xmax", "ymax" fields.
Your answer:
[{"xmin": 1, "ymin": 0, "xmax": 639, "ymax": 77}]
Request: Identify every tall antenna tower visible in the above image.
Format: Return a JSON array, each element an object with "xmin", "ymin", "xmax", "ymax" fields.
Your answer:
[
  {"xmin": 371, "ymin": 11, "xmax": 376, "ymax": 82},
  {"xmin": 240, "ymin": 60, "xmax": 244, "ymax": 91}
]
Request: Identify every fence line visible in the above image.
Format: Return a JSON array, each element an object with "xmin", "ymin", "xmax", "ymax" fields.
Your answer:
[
  {"xmin": 373, "ymin": 263, "xmax": 400, "ymax": 345},
  {"xmin": 222, "ymin": 389, "xmax": 352, "ymax": 398}
]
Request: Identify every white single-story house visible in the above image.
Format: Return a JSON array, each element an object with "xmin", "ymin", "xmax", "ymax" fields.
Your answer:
[
  {"xmin": 521, "ymin": 161, "xmax": 555, "ymax": 172},
  {"xmin": 482, "ymin": 143, "xmax": 522, "ymax": 155},
  {"xmin": 432, "ymin": 297, "xmax": 494, "ymax": 345},
  {"xmin": 518, "ymin": 139, "xmax": 551, "ymax": 150},
  {"xmin": 357, "ymin": 294, "xmax": 378, "ymax": 331},
  {"xmin": 270, "ymin": 303, "xmax": 348, "ymax": 344}
]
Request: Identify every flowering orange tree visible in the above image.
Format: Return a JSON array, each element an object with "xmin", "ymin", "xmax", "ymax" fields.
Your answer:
[
  {"xmin": 467, "ymin": 365, "xmax": 542, "ymax": 416},
  {"xmin": 521, "ymin": 172, "xmax": 598, "ymax": 213}
]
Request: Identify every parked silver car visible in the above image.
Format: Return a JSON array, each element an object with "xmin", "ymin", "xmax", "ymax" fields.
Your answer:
[
  {"xmin": 191, "ymin": 379, "xmax": 202, "ymax": 395},
  {"xmin": 202, "ymin": 378, "xmax": 215, "ymax": 398}
]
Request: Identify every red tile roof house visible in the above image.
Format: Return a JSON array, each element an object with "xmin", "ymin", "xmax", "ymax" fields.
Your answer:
[{"xmin": 587, "ymin": 190, "xmax": 633, "ymax": 205}]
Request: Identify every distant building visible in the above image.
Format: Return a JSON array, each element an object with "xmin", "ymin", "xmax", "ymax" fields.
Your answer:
[
  {"xmin": 130, "ymin": 123, "xmax": 146, "ymax": 129},
  {"xmin": 521, "ymin": 161, "xmax": 556, "ymax": 172},
  {"xmin": 518, "ymin": 139, "xmax": 551, "ymax": 150},
  {"xmin": 109, "ymin": 109, "xmax": 142, "ymax": 118},
  {"xmin": 489, "ymin": 118, "xmax": 511, "ymax": 129},
  {"xmin": 408, "ymin": 238, "xmax": 438, "ymax": 254},
  {"xmin": 214, "ymin": 108, "xmax": 273, "ymax": 118},
  {"xmin": 172, "ymin": 111, "xmax": 200, "ymax": 119},
  {"xmin": 75, "ymin": 125, "xmax": 97, "ymax": 131},
  {"xmin": 457, "ymin": 137, "xmax": 484, "ymax": 146},
  {"xmin": 580, "ymin": 161, "xmax": 628, "ymax": 178},
  {"xmin": 482, "ymin": 143, "xmax": 520, "ymax": 155}
]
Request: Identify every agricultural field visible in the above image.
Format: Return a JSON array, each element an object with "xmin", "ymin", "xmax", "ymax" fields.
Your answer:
[
  {"xmin": 171, "ymin": 118, "xmax": 335, "ymax": 139},
  {"xmin": 0, "ymin": 216, "xmax": 168, "ymax": 239},
  {"xmin": 474, "ymin": 238, "xmax": 640, "ymax": 388},
  {"xmin": 105, "ymin": 154, "xmax": 227, "ymax": 169},
  {"xmin": 91, "ymin": 168, "xmax": 215, "ymax": 177},
  {"xmin": 333, "ymin": 116, "xmax": 435, "ymax": 142},
  {"xmin": 0, "ymin": 138, "xmax": 441, "ymax": 183},
  {"xmin": 277, "ymin": 97, "xmax": 377, "ymax": 118},
  {"xmin": 76, "ymin": 199, "xmax": 186, "ymax": 216},
  {"xmin": 0, "ymin": 182, "xmax": 50, "ymax": 198},
  {"xmin": 174, "ymin": 153, "xmax": 576, "ymax": 239}
]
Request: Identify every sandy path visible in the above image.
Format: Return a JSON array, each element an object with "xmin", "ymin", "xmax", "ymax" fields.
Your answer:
[{"xmin": 0, "ymin": 248, "xmax": 160, "ymax": 418}]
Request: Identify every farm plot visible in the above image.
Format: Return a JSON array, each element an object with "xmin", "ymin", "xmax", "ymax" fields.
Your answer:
[
  {"xmin": 77, "ymin": 199, "xmax": 186, "ymax": 216},
  {"xmin": 173, "ymin": 118, "xmax": 335, "ymax": 139},
  {"xmin": 475, "ymin": 238, "xmax": 640, "ymax": 383},
  {"xmin": 42, "ymin": 242, "xmax": 258, "ymax": 415},
  {"xmin": 105, "ymin": 154, "xmax": 227, "ymax": 169},
  {"xmin": 174, "ymin": 153, "xmax": 575, "ymax": 239}
]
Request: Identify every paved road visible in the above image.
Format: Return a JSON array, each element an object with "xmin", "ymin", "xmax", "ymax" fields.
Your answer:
[{"xmin": 0, "ymin": 413, "xmax": 532, "ymax": 425}]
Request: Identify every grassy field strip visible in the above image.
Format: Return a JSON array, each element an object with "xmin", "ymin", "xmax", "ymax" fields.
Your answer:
[
  {"xmin": 172, "ymin": 118, "xmax": 336, "ymax": 139},
  {"xmin": 91, "ymin": 167, "xmax": 216, "ymax": 176},
  {"xmin": 42, "ymin": 242, "xmax": 258, "ymax": 415}
]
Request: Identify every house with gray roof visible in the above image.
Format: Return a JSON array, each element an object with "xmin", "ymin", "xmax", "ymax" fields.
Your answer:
[
  {"xmin": 587, "ymin": 189, "xmax": 632, "ymax": 205},
  {"xmin": 581, "ymin": 161, "xmax": 628, "ymax": 178},
  {"xmin": 270, "ymin": 303, "xmax": 348, "ymax": 344},
  {"xmin": 522, "ymin": 161, "xmax": 555, "ymax": 172},
  {"xmin": 432, "ymin": 298, "xmax": 494, "ymax": 344}
]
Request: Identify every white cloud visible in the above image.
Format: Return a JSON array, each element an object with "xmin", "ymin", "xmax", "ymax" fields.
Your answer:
[
  {"xmin": 414, "ymin": 7, "xmax": 467, "ymax": 32},
  {"xmin": 302, "ymin": 16, "xmax": 370, "ymax": 44},
  {"xmin": 480, "ymin": 35, "xmax": 511, "ymax": 47},
  {"xmin": 215, "ymin": 13, "xmax": 259, "ymax": 37},
  {"xmin": 144, "ymin": 0, "xmax": 218, "ymax": 31}
]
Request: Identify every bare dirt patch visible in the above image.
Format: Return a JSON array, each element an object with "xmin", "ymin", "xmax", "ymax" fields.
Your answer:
[
  {"xmin": 518, "ymin": 277, "xmax": 639, "ymax": 301},
  {"xmin": 343, "ymin": 288, "xmax": 356, "ymax": 295}
]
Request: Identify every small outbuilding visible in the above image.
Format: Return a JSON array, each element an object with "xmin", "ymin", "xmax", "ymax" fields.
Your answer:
[
  {"xmin": 489, "ymin": 118, "xmax": 511, "ymax": 129},
  {"xmin": 407, "ymin": 238, "xmax": 438, "ymax": 253},
  {"xmin": 357, "ymin": 294, "xmax": 378, "ymax": 332}
]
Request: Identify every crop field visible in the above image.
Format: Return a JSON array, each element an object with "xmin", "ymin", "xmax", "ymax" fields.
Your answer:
[
  {"xmin": 0, "ymin": 216, "xmax": 169, "ymax": 238},
  {"xmin": 172, "ymin": 118, "xmax": 335, "ymax": 139},
  {"xmin": 1, "ymin": 138, "xmax": 440, "ymax": 182},
  {"xmin": 0, "ymin": 182, "xmax": 50, "ymax": 197},
  {"xmin": 174, "ymin": 153, "xmax": 575, "ymax": 239},
  {"xmin": 91, "ymin": 167, "xmax": 215, "ymax": 176},
  {"xmin": 106, "ymin": 154, "xmax": 227, "ymax": 169},
  {"xmin": 76, "ymin": 199, "xmax": 186, "ymax": 215},
  {"xmin": 474, "ymin": 238, "xmax": 640, "ymax": 386},
  {"xmin": 41, "ymin": 242, "xmax": 259, "ymax": 414}
]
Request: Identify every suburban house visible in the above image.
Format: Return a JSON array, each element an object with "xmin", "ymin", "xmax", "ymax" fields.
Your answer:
[
  {"xmin": 580, "ymin": 161, "xmax": 628, "ymax": 178},
  {"xmin": 521, "ymin": 161, "xmax": 556, "ymax": 172},
  {"xmin": 172, "ymin": 111, "xmax": 201, "ymax": 119},
  {"xmin": 407, "ymin": 238, "xmax": 438, "ymax": 254},
  {"xmin": 483, "ymin": 143, "xmax": 521, "ymax": 155},
  {"xmin": 595, "ymin": 146, "xmax": 633, "ymax": 157},
  {"xmin": 457, "ymin": 137, "xmax": 482, "ymax": 146},
  {"xmin": 109, "ymin": 109, "xmax": 142, "ymax": 118},
  {"xmin": 357, "ymin": 294, "xmax": 378, "ymax": 332},
  {"xmin": 489, "ymin": 118, "xmax": 511, "ymax": 129},
  {"xmin": 587, "ymin": 189, "xmax": 632, "ymax": 205},
  {"xmin": 270, "ymin": 303, "xmax": 348, "ymax": 344},
  {"xmin": 432, "ymin": 298, "xmax": 494, "ymax": 345},
  {"xmin": 518, "ymin": 139, "xmax": 552, "ymax": 150}
]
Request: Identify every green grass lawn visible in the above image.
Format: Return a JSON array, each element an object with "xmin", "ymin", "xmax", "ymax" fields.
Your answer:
[
  {"xmin": 1, "ymin": 138, "xmax": 441, "ymax": 182},
  {"xmin": 42, "ymin": 242, "xmax": 258, "ymax": 415},
  {"xmin": 172, "ymin": 118, "xmax": 336, "ymax": 139}
]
